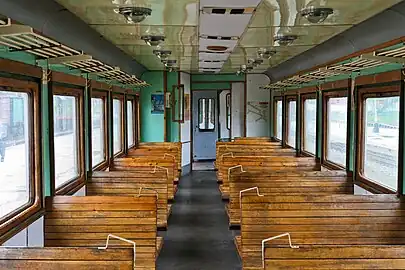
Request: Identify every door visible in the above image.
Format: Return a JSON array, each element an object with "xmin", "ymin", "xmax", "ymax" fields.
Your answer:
[{"xmin": 193, "ymin": 91, "xmax": 218, "ymax": 160}]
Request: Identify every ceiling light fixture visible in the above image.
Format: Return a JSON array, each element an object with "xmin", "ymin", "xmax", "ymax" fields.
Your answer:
[
  {"xmin": 300, "ymin": 7, "xmax": 334, "ymax": 24},
  {"xmin": 153, "ymin": 47, "xmax": 172, "ymax": 60},
  {"xmin": 274, "ymin": 34, "xmax": 298, "ymax": 46},
  {"xmin": 257, "ymin": 48, "xmax": 276, "ymax": 59},
  {"xmin": 141, "ymin": 34, "xmax": 165, "ymax": 46},
  {"xmin": 114, "ymin": 6, "xmax": 152, "ymax": 23}
]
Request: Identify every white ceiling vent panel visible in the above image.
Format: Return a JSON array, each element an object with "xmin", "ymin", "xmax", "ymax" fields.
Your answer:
[
  {"xmin": 200, "ymin": 14, "xmax": 252, "ymax": 37},
  {"xmin": 199, "ymin": 61, "xmax": 224, "ymax": 69},
  {"xmin": 199, "ymin": 52, "xmax": 230, "ymax": 61},
  {"xmin": 200, "ymin": 0, "xmax": 262, "ymax": 8},
  {"xmin": 199, "ymin": 38, "xmax": 238, "ymax": 53}
]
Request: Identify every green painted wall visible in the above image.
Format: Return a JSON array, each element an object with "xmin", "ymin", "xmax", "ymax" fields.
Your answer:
[{"xmin": 140, "ymin": 71, "xmax": 165, "ymax": 142}]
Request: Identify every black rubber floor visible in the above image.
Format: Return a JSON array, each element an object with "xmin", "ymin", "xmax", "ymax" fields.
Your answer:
[{"xmin": 157, "ymin": 171, "xmax": 242, "ymax": 270}]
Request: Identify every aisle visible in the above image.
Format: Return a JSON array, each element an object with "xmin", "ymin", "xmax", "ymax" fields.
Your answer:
[{"xmin": 157, "ymin": 171, "xmax": 241, "ymax": 270}]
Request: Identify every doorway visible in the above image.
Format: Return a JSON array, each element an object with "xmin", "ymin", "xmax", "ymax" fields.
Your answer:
[{"xmin": 192, "ymin": 91, "xmax": 218, "ymax": 166}]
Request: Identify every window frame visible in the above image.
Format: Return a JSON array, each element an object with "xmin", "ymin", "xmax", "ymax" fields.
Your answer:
[
  {"xmin": 126, "ymin": 95, "xmax": 136, "ymax": 149},
  {"xmin": 51, "ymin": 84, "xmax": 85, "ymax": 195},
  {"xmin": 322, "ymin": 90, "xmax": 348, "ymax": 170},
  {"xmin": 112, "ymin": 94, "xmax": 125, "ymax": 157},
  {"xmin": 172, "ymin": 84, "xmax": 185, "ymax": 123},
  {"xmin": 301, "ymin": 93, "xmax": 317, "ymax": 156},
  {"xmin": 135, "ymin": 95, "xmax": 140, "ymax": 147},
  {"xmin": 356, "ymin": 86, "xmax": 399, "ymax": 194},
  {"xmin": 226, "ymin": 93, "xmax": 231, "ymax": 131},
  {"xmin": 91, "ymin": 90, "xmax": 109, "ymax": 171},
  {"xmin": 273, "ymin": 96, "xmax": 282, "ymax": 141},
  {"xmin": 0, "ymin": 76, "xmax": 42, "ymax": 242},
  {"xmin": 285, "ymin": 95, "xmax": 297, "ymax": 148}
]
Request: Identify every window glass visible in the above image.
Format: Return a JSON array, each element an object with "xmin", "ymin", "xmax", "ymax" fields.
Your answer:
[
  {"xmin": 304, "ymin": 99, "xmax": 317, "ymax": 154},
  {"xmin": 198, "ymin": 98, "xmax": 215, "ymax": 131},
  {"xmin": 287, "ymin": 100, "xmax": 296, "ymax": 147},
  {"xmin": 53, "ymin": 95, "xmax": 79, "ymax": 188},
  {"xmin": 276, "ymin": 100, "xmax": 282, "ymax": 140},
  {"xmin": 91, "ymin": 98, "xmax": 104, "ymax": 167},
  {"xmin": 326, "ymin": 97, "xmax": 347, "ymax": 166},
  {"xmin": 0, "ymin": 91, "xmax": 30, "ymax": 218},
  {"xmin": 113, "ymin": 99, "xmax": 122, "ymax": 154},
  {"xmin": 364, "ymin": 96, "xmax": 399, "ymax": 190},
  {"xmin": 127, "ymin": 100, "xmax": 134, "ymax": 147}
]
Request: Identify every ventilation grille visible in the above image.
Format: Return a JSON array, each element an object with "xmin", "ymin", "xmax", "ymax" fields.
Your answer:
[{"xmin": 202, "ymin": 7, "xmax": 255, "ymax": 15}]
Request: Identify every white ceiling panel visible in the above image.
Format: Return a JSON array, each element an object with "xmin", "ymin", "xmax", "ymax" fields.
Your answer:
[
  {"xmin": 199, "ymin": 52, "xmax": 230, "ymax": 61},
  {"xmin": 199, "ymin": 38, "xmax": 238, "ymax": 52},
  {"xmin": 199, "ymin": 62, "xmax": 224, "ymax": 68},
  {"xmin": 200, "ymin": 14, "xmax": 252, "ymax": 36},
  {"xmin": 200, "ymin": 0, "xmax": 262, "ymax": 8}
]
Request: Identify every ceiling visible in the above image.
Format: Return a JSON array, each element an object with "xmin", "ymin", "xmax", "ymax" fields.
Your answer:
[{"xmin": 55, "ymin": 0, "xmax": 402, "ymax": 74}]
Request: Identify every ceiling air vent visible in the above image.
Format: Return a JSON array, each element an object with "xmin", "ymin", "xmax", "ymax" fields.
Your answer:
[
  {"xmin": 300, "ymin": 7, "xmax": 334, "ymax": 24},
  {"xmin": 274, "ymin": 34, "xmax": 298, "ymax": 46},
  {"xmin": 202, "ymin": 7, "xmax": 255, "ymax": 15}
]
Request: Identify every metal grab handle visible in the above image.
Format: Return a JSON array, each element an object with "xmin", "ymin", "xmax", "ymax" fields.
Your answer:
[
  {"xmin": 221, "ymin": 152, "xmax": 234, "ymax": 161},
  {"xmin": 261, "ymin": 233, "xmax": 299, "ymax": 268},
  {"xmin": 137, "ymin": 187, "xmax": 159, "ymax": 199},
  {"xmin": 227, "ymin": 165, "xmax": 246, "ymax": 183},
  {"xmin": 239, "ymin": 187, "xmax": 264, "ymax": 211},
  {"xmin": 164, "ymin": 153, "xmax": 176, "ymax": 160},
  {"xmin": 98, "ymin": 234, "xmax": 136, "ymax": 270},
  {"xmin": 152, "ymin": 165, "xmax": 169, "ymax": 174}
]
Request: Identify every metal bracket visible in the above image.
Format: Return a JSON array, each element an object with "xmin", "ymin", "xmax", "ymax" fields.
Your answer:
[
  {"xmin": 137, "ymin": 187, "xmax": 159, "ymax": 199},
  {"xmin": 262, "ymin": 233, "xmax": 299, "ymax": 268},
  {"xmin": 98, "ymin": 234, "xmax": 136, "ymax": 270},
  {"xmin": 239, "ymin": 187, "xmax": 263, "ymax": 211}
]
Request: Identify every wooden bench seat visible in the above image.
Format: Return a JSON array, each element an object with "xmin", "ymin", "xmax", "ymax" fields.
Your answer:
[
  {"xmin": 44, "ymin": 196, "xmax": 159, "ymax": 270},
  {"xmin": 87, "ymin": 171, "xmax": 169, "ymax": 229},
  {"xmin": 137, "ymin": 142, "xmax": 182, "ymax": 174},
  {"xmin": 264, "ymin": 245, "xmax": 405, "ymax": 269},
  {"xmin": 240, "ymin": 194, "xmax": 405, "ymax": 270},
  {"xmin": 0, "ymin": 247, "xmax": 140, "ymax": 269},
  {"xmin": 112, "ymin": 157, "xmax": 177, "ymax": 200},
  {"xmin": 228, "ymin": 170, "xmax": 351, "ymax": 227},
  {"xmin": 219, "ymin": 156, "xmax": 320, "ymax": 197}
]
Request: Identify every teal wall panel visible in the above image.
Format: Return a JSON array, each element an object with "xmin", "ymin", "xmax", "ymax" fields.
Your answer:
[{"xmin": 140, "ymin": 71, "xmax": 165, "ymax": 142}]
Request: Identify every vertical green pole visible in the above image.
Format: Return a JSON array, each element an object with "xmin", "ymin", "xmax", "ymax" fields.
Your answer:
[
  {"xmin": 41, "ymin": 69, "xmax": 52, "ymax": 196},
  {"xmin": 316, "ymin": 87, "xmax": 323, "ymax": 162},
  {"xmin": 84, "ymin": 77, "xmax": 92, "ymax": 174},
  {"xmin": 282, "ymin": 93, "xmax": 286, "ymax": 148},
  {"xmin": 269, "ymin": 90, "xmax": 274, "ymax": 138},
  {"xmin": 296, "ymin": 93, "xmax": 301, "ymax": 155},
  {"xmin": 347, "ymin": 77, "xmax": 356, "ymax": 174},
  {"xmin": 123, "ymin": 93, "xmax": 128, "ymax": 154}
]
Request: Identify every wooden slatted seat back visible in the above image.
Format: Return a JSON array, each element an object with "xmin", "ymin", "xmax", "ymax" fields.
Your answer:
[
  {"xmin": 137, "ymin": 142, "xmax": 182, "ymax": 171},
  {"xmin": 112, "ymin": 157, "xmax": 176, "ymax": 200},
  {"xmin": 0, "ymin": 247, "xmax": 136, "ymax": 269},
  {"xmin": 264, "ymin": 245, "xmax": 405, "ymax": 269},
  {"xmin": 240, "ymin": 194, "xmax": 405, "ymax": 269},
  {"xmin": 87, "ymin": 171, "xmax": 168, "ymax": 229},
  {"xmin": 219, "ymin": 157, "xmax": 319, "ymax": 196},
  {"xmin": 227, "ymin": 171, "xmax": 352, "ymax": 227},
  {"xmin": 216, "ymin": 142, "xmax": 281, "ymax": 161},
  {"xmin": 44, "ymin": 196, "xmax": 157, "ymax": 269},
  {"xmin": 233, "ymin": 137, "xmax": 271, "ymax": 141}
]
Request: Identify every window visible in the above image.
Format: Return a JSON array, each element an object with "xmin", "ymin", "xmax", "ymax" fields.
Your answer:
[
  {"xmin": 362, "ymin": 95, "xmax": 399, "ymax": 191},
  {"xmin": 226, "ymin": 93, "xmax": 231, "ymax": 130},
  {"xmin": 91, "ymin": 97, "xmax": 105, "ymax": 167},
  {"xmin": 287, "ymin": 99, "xmax": 296, "ymax": 147},
  {"xmin": 127, "ymin": 100, "xmax": 134, "ymax": 148},
  {"xmin": 0, "ymin": 91, "xmax": 30, "ymax": 219},
  {"xmin": 198, "ymin": 98, "xmax": 215, "ymax": 131},
  {"xmin": 303, "ymin": 98, "xmax": 317, "ymax": 154},
  {"xmin": 113, "ymin": 98, "xmax": 123, "ymax": 154},
  {"xmin": 172, "ymin": 84, "xmax": 185, "ymax": 122},
  {"xmin": 275, "ymin": 99, "xmax": 282, "ymax": 140},
  {"xmin": 53, "ymin": 95, "xmax": 80, "ymax": 188},
  {"xmin": 326, "ymin": 96, "xmax": 347, "ymax": 167}
]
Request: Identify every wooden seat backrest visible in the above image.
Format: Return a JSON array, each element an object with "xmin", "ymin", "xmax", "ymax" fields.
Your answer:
[
  {"xmin": 0, "ymin": 247, "xmax": 136, "ymax": 269},
  {"xmin": 227, "ymin": 171, "xmax": 352, "ymax": 226},
  {"xmin": 87, "ymin": 171, "xmax": 168, "ymax": 228},
  {"xmin": 112, "ymin": 157, "xmax": 176, "ymax": 200},
  {"xmin": 44, "ymin": 196, "xmax": 157, "ymax": 269},
  {"xmin": 264, "ymin": 245, "xmax": 405, "ymax": 269},
  {"xmin": 240, "ymin": 194, "xmax": 405, "ymax": 269}
]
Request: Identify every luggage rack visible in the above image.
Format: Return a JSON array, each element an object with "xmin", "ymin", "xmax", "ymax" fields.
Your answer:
[{"xmin": 0, "ymin": 20, "xmax": 149, "ymax": 87}]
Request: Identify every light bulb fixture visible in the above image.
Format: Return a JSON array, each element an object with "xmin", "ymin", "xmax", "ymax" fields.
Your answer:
[
  {"xmin": 257, "ymin": 48, "xmax": 276, "ymax": 59},
  {"xmin": 114, "ymin": 6, "xmax": 152, "ymax": 23},
  {"xmin": 164, "ymin": 59, "xmax": 177, "ymax": 67},
  {"xmin": 153, "ymin": 48, "xmax": 172, "ymax": 60},
  {"xmin": 141, "ymin": 34, "xmax": 165, "ymax": 46},
  {"xmin": 274, "ymin": 34, "xmax": 298, "ymax": 46},
  {"xmin": 300, "ymin": 7, "xmax": 334, "ymax": 24}
]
